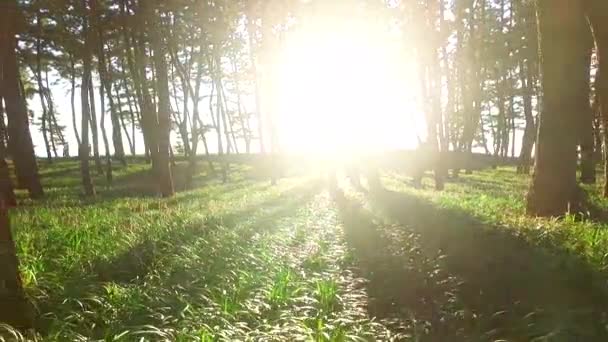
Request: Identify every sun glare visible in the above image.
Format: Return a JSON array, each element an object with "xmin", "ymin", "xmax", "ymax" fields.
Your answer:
[{"xmin": 274, "ymin": 23, "xmax": 425, "ymax": 155}]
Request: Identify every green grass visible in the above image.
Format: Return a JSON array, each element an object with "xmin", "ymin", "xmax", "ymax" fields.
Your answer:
[{"xmin": 3, "ymin": 159, "xmax": 608, "ymax": 340}]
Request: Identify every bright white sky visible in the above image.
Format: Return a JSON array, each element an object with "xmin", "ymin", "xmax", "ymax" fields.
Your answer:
[
  {"xmin": 274, "ymin": 24, "xmax": 425, "ymax": 154},
  {"xmin": 29, "ymin": 20, "xmax": 426, "ymax": 157},
  {"xmin": 27, "ymin": 5, "xmax": 521, "ymax": 157}
]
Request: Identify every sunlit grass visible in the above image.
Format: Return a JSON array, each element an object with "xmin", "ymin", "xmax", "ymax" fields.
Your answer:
[{"xmin": 5, "ymin": 159, "xmax": 608, "ymax": 340}]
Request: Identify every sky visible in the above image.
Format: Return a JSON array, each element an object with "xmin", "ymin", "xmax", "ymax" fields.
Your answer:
[{"xmin": 26, "ymin": 3, "xmax": 523, "ymax": 158}]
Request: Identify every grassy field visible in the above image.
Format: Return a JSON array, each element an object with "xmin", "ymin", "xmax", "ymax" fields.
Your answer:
[{"xmin": 4, "ymin": 158, "xmax": 608, "ymax": 341}]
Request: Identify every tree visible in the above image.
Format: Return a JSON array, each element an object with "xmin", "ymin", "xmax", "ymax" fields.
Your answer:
[
  {"xmin": 588, "ymin": 1, "xmax": 608, "ymax": 196},
  {"xmin": 79, "ymin": 0, "xmax": 96, "ymax": 197},
  {"xmin": 0, "ymin": 98, "xmax": 16, "ymax": 207},
  {"xmin": 526, "ymin": 0, "xmax": 590, "ymax": 216},
  {"xmin": 0, "ymin": 0, "xmax": 43, "ymax": 199},
  {"xmin": 147, "ymin": 0, "xmax": 174, "ymax": 197},
  {"xmin": 0, "ymin": 0, "xmax": 34, "ymax": 328}
]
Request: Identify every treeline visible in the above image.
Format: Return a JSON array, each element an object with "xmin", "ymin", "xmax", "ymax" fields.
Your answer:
[{"xmin": 0, "ymin": 0, "xmax": 606, "ymax": 215}]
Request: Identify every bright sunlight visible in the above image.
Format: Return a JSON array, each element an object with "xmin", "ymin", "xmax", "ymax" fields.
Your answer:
[{"xmin": 274, "ymin": 19, "xmax": 425, "ymax": 154}]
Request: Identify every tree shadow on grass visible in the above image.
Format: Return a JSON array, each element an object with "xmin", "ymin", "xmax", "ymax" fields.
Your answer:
[
  {"xmin": 335, "ymin": 185, "xmax": 608, "ymax": 341},
  {"xmin": 22, "ymin": 161, "xmax": 265, "ymax": 208},
  {"xmin": 33, "ymin": 178, "xmax": 324, "ymax": 336}
]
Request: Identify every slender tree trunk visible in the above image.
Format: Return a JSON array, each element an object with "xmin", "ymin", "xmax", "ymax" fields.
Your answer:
[
  {"xmin": 69, "ymin": 54, "xmax": 81, "ymax": 147},
  {"xmin": 114, "ymin": 84, "xmax": 134, "ymax": 156},
  {"xmin": 212, "ymin": 60, "xmax": 232, "ymax": 155},
  {"xmin": 526, "ymin": 0, "xmax": 589, "ymax": 216},
  {"xmin": 44, "ymin": 69, "xmax": 62, "ymax": 158},
  {"xmin": 87, "ymin": 75, "xmax": 104, "ymax": 174},
  {"xmin": 119, "ymin": 65, "xmax": 137, "ymax": 155},
  {"xmin": 509, "ymin": 95, "xmax": 516, "ymax": 158},
  {"xmin": 518, "ymin": 60, "xmax": 535, "ymax": 174},
  {"xmin": 580, "ymin": 37, "xmax": 595, "ymax": 184},
  {"xmin": 98, "ymin": 70, "xmax": 112, "ymax": 183},
  {"xmin": 232, "ymin": 58, "xmax": 251, "ymax": 153},
  {"xmin": 133, "ymin": 30, "xmax": 158, "ymax": 167},
  {"xmin": 0, "ymin": 100, "xmax": 8, "ymax": 150},
  {"xmin": 79, "ymin": 7, "xmax": 96, "ymax": 197},
  {"xmin": 170, "ymin": 64, "xmax": 191, "ymax": 156},
  {"xmin": 246, "ymin": 18, "xmax": 265, "ymax": 154},
  {"xmin": 120, "ymin": 0, "xmax": 149, "ymax": 160},
  {"xmin": 33, "ymin": 15, "xmax": 52, "ymax": 162},
  {"xmin": 187, "ymin": 59, "xmax": 205, "ymax": 186},
  {"xmin": 96, "ymin": 22, "xmax": 126, "ymax": 166},
  {"xmin": 217, "ymin": 75, "xmax": 239, "ymax": 154}
]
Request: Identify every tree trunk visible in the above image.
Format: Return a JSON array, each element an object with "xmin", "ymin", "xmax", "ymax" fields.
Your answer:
[
  {"xmin": 69, "ymin": 54, "xmax": 81, "ymax": 147},
  {"xmin": 187, "ymin": 59, "xmax": 205, "ymax": 186},
  {"xmin": 0, "ymin": 199, "xmax": 29, "ymax": 328},
  {"xmin": 114, "ymin": 84, "xmax": 134, "ymax": 156},
  {"xmin": 133, "ymin": 28, "xmax": 158, "ymax": 167},
  {"xmin": 217, "ymin": 74, "xmax": 239, "ymax": 154},
  {"xmin": 0, "ymin": 98, "xmax": 16, "ymax": 207},
  {"xmin": 246, "ymin": 18, "xmax": 265, "ymax": 154},
  {"xmin": 526, "ymin": 0, "xmax": 589, "ymax": 216},
  {"xmin": 96, "ymin": 21, "xmax": 126, "ymax": 166},
  {"xmin": 43, "ymin": 69, "xmax": 62, "ymax": 158},
  {"xmin": 79, "ymin": 6, "xmax": 96, "ymax": 197},
  {"xmin": 87, "ymin": 75, "xmax": 103, "ymax": 174},
  {"xmin": 118, "ymin": 64, "xmax": 137, "ymax": 155},
  {"xmin": 518, "ymin": 60, "xmax": 535, "ymax": 174},
  {"xmin": 232, "ymin": 57, "xmax": 251, "ymax": 153},
  {"xmin": 588, "ymin": 1, "xmax": 608, "ymax": 196},
  {"xmin": 33, "ymin": 14, "xmax": 52, "ymax": 162},
  {"xmin": 579, "ymin": 37, "xmax": 595, "ymax": 184},
  {"xmin": 148, "ymin": 3, "xmax": 174, "ymax": 197},
  {"xmin": 208, "ymin": 81, "xmax": 223, "ymax": 155},
  {"xmin": 0, "ymin": 2, "xmax": 43, "ymax": 198},
  {"xmin": 169, "ymin": 63, "xmax": 191, "ymax": 157},
  {"xmin": 0, "ymin": 5, "xmax": 27, "ymax": 321},
  {"xmin": 98, "ymin": 69, "xmax": 112, "ymax": 183}
]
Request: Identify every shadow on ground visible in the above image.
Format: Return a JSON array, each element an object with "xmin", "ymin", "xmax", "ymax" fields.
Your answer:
[
  {"xmin": 33, "ymin": 178, "xmax": 323, "ymax": 336},
  {"xmin": 334, "ymin": 183, "xmax": 608, "ymax": 341}
]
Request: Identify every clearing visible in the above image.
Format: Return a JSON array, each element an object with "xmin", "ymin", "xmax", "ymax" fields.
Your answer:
[{"xmin": 5, "ymin": 158, "xmax": 608, "ymax": 341}]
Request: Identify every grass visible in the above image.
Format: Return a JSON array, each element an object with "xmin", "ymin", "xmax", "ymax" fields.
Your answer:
[{"xmin": 3, "ymin": 158, "xmax": 608, "ymax": 340}]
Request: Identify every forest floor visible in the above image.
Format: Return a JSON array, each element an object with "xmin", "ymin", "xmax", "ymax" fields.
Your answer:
[{"xmin": 5, "ymin": 158, "xmax": 608, "ymax": 341}]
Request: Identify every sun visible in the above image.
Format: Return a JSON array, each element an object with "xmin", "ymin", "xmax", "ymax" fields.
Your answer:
[{"xmin": 272, "ymin": 22, "xmax": 425, "ymax": 155}]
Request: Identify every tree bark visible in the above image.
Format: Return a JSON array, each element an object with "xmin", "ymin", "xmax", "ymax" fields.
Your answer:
[
  {"xmin": 114, "ymin": 82, "xmax": 134, "ymax": 156},
  {"xmin": 526, "ymin": 0, "xmax": 589, "ymax": 216},
  {"xmin": 0, "ymin": 199, "xmax": 29, "ymax": 328},
  {"xmin": 95, "ymin": 17, "xmax": 126, "ymax": 166},
  {"xmin": 148, "ymin": 3, "xmax": 174, "ymax": 197},
  {"xmin": 0, "ymin": 98, "xmax": 16, "ymax": 207},
  {"xmin": 98, "ymin": 68, "xmax": 112, "ymax": 183},
  {"xmin": 69, "ymin": 54, "xmax": 81, "ymax": 147},
  {"xmin": 79, "ymin": 4, "xmax": 96, "ymax": 197},
  {"xmin": 87, "ymin": 75, "xmax": 103, "ymax": 174},
  {"xmin": 588, "ymin": 1, "xmax": 608, "ymax": 196},
  {"xmin": 44, "ymin": 69, "xmax": 63, "ymax": 158},
  {"xmin": 33, "ymin": 14, "xmax": 52, "ymax": 162},
  {"xmin": 0, "ymin": 1, "xmax": 43, "ymax": 198},
  {"xmin": 579, "ymin": 36, "xmax": 595, "ymax": 184},
  {"xmin": 518, "ymin": 59, "xmax": 535, "ymax": 174},
  {"xmin": 0, "ymin": 6, "xmax": 27, "ymax": 322}
]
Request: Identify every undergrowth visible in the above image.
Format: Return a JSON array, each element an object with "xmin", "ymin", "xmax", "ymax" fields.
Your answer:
[{"xmin": 3, "ymin": 160, "xmax": 608, "ymax": 341}]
